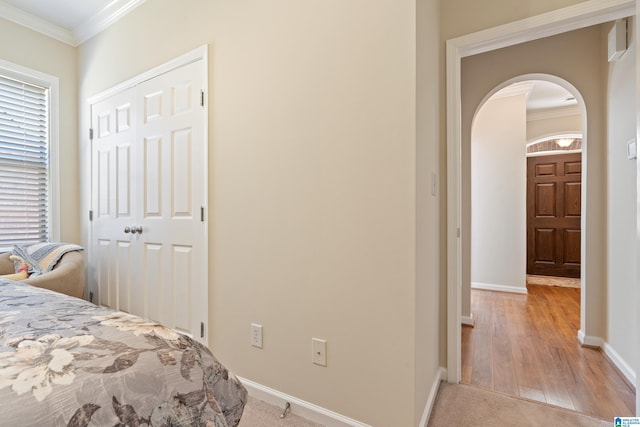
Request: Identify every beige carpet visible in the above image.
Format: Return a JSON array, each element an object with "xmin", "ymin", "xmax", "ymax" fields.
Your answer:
[
  {"xmin": 238, "ymin": 397, "xmax": 324, "ymax": 427},
  {"xmin": 428, "ymin": 382, "xmax": 611, "ymax": 426}
]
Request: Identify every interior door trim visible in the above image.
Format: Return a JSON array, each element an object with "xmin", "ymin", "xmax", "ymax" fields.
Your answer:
[{"xmin": 87, "ymin": 45, "xmax": 207, "ymax": 105}]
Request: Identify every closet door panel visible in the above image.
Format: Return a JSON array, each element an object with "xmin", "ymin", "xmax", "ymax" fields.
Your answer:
[
  {"xmin": 135, "ymin": 59, "xmax": 207, "ymax": 341},
  {"xmin": 90, "ymin": 88, "xmax": 137, "ymax": 311}
]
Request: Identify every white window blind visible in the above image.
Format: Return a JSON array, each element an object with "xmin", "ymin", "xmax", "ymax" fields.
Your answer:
[{"xmin": 0, "ymin": 75, "xmax": 49, "ymax": 247}]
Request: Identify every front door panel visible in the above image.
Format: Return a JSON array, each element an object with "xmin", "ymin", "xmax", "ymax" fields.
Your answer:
[{"xmin": 527, "ymin": 153, "xmax": 581, "ymax": 278}]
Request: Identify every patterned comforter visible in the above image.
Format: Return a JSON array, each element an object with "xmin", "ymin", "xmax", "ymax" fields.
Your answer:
[{"xmin": 0, "ymin": 280, "xmax": 247, "ymax": 426}]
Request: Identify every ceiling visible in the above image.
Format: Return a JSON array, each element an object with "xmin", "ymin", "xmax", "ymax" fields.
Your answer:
[
  {"xmin": 2, "ymin": 0, "xmax": 111, "ymax": 30},
  {"xmin": 0, "ymin": 0, "xmax": 144, "ymax": 46},
  {"xmin": 491, "ymin": 80, "xmax": 580, "ymax": 119}
]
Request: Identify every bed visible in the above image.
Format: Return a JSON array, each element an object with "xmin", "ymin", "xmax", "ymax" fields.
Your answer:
[{"xmin": 0, "ymin": 280, "xmax": 247, "ymax": 426}]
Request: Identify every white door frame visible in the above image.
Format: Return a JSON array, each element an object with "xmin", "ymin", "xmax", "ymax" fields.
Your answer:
[
  {"xmin": 87, "ymin": 46, "xmax": 208, "ymax": 105},
  {"xmin": 445, "ymin": 0, "xmax": 635, "ymax": 384}
]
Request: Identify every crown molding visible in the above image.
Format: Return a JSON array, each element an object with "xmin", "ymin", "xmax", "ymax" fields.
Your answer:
[
  {"xmin": 0, "ymin": 1, "xmax": 75, "ymax": 45},
  {"xmin": 489, "ymin": 81, "xmax": 535, "ymax": 100},
  {"xmin": 0, "ymin": 0, "xmax": 146, "ymax": 47},
  {"xmin": 527, "ymin": 105, "xmax": 581, "ymax": 121},
  {"xmin": 74, "ymin": 0, "xmax": 146, "ymax": 46}
]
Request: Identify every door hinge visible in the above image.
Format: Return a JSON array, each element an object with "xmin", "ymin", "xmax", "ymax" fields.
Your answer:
[
  {"xmin": 89, "ymin": 128, "xmax": 94, "ymax": 140},
  {"xmin": 200, "ymin": 90, "xmax": 205, "ymax": 107},
  {"xmin": 89, "ymin": 210, "xmax": 94, "ymax": 221},
  {"xmin": 200, "ymin": 206, "xmax": 205, "ymax": 222},
  {"xmin": 201, "ymin": 322, "xmax": 204, "ymax": 338}
]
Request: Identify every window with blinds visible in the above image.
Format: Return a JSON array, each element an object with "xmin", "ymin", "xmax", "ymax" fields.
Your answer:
[{"xmin": 0, "ymin": 75, "xmax": 49, "ymax": 247}]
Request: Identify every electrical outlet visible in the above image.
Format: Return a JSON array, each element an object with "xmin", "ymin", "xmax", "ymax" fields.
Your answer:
[
  {"xmin": 312, "ymin": 338, "xmax": 327, "ymax": 366},
  {"xmin": 251, "ymin": 323, "xmax": 263, "ymax": 348}
]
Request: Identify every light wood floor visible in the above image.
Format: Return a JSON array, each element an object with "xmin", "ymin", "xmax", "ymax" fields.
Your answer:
[{"xmin": 462, "ymin": 285, "xmax": 635, "ymax": 421}]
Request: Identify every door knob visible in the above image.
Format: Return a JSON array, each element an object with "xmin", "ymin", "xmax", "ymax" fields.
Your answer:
[
  {"xmin": 124, "ymin": 226, "xmax": 131, "ymax": 234},
  {"xmin": 133, "ymin": 226, "xmax": 143, "ymax": 235}
]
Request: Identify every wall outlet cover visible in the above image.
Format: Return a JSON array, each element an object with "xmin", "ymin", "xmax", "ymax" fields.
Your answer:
[{"xmin": 312, "ymin": 338, "xmax": 327, "ymax": 366}]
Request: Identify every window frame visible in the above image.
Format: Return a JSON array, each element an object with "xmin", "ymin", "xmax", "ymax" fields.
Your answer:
[{"xmin": 0, "ymin": 59, "xmax": 60, "ymax": 248}]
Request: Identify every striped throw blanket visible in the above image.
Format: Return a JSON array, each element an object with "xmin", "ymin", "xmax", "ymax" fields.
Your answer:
[{"xmin": 11, "ymin": 242, "xmax": 84, "ymax": 276}]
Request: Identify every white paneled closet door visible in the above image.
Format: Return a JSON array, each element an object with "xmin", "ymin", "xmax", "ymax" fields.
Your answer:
[
  {"xmin": 136, "ymin": 60, "xmax": 207, "ymax": 341},
  {"xmin": 90, "ymin": 55, "xmax": 208, "ymax": 344},
  {"xmin": 91, "ymin": 87, "xmax": 137, "ymax": 314}
]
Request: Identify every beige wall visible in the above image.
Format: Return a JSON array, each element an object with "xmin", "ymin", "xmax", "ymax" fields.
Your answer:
[
  {"xmin": 416, "ymin": 0, "xmax": 442, "ymax": 423},
  {"xmin": 471, "ymin": 95, "xmax": 527, "ymax": 292},
  {"xmin": 461, "ymin": 24, "xmax": 608, "ymax": 340},
  {"xmin": 0, "ymin": 19, "xmax": 80, "ymax": 244},
  {"xmin": 606, "ymin": 18, "xmax": 638, "ymax": 373},
  {"xmin": 78, "ymin": 0, "xmax": 440, "ymax": 425},
  {"xmin": 527, "ymin": 113, "xmax": 583, "ymax": 142}
]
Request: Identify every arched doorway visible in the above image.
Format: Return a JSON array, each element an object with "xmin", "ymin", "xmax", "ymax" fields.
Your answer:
[
  {"xmin": 469, "ymin": 77, "xmax": 584, "ymax": 296},
  {"xmin": 462, "ymin": 74, "xmax": 588, "ymax": 336},
  {"xmin": 462, "ymin": 76, "xmax": 589, "ymax": 406}
]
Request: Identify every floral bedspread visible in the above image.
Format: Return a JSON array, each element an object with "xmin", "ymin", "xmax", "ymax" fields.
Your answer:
[{"xmin": 0, "ymin": 280, "xmax": 247, "ymax": 426}]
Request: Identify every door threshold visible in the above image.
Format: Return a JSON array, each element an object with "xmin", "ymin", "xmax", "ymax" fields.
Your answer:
[{"xmin": 526, "ymin": 274, "xmax": 581, "ymax": 288}]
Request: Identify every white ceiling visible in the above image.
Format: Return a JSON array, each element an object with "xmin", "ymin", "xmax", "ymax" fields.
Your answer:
[
  {"xmin": 2, "ymin": 0, "xmax": 111, "ymax": 30},
  {"xmin": 526, "ymin": 80, "xmax": 577, "ymax": 111},
  {"xmin": 0, "ymin": 0, "xmax": 144, "ymax": 46},
  {"xmin": 491, "ymin": 80, "xmax": 579, "ymax": 118}
]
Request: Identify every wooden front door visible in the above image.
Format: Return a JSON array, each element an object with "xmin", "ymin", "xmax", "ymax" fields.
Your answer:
[{"xmin": 527, "ymin": 153, "xmax": 581, "ymax": 278}]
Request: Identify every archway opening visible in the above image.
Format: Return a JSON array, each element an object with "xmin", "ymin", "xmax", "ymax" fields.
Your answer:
[{"xmin": 462, "ymin": 76, "xmax": 591, "ymax": 412}]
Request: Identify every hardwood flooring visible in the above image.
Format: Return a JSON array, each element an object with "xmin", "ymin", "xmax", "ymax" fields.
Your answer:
[{"xmin": 462, "ymin": 285, "xmax": 635, "ymax": 421}]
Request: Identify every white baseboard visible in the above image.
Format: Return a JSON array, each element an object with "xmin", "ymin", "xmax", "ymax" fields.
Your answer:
[
  {"xmin": 577, "ymin": 330, "xmax": 604, "ymax": 348},
  {"xmin": 576, "ymin": 331, "xmax": 636, "ymax": 389},
  {"xmin": 603, "ymin": 343, "xmax": 637, "ymax": 388},
  {"xmin": 418, "ymin": 367, "xmax": 446, "ymax": 427},
  {"xmin": 237, "ymin": 376, "xmax": 372, "ymax": 427},
  {"xmin": 461, "ymin": 314, "xmax": 475, "ymax": 327},
  {"xmin": 471, "ymin": 282, "xmax": 528, "ymax": 294}
]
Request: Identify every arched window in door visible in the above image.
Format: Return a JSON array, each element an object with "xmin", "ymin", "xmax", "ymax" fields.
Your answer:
[{"xmin": 527, "ymin": 134, "xmax": 582, "ymax": 155}]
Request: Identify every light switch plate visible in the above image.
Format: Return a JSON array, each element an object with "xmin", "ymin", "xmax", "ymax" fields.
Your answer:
[
  {"xmin": 628, "ymin": 138, "xmax": 637, "ymax": 160},
  {"xmin": 251, "ymin": 323, "xmax": 263, "ymax": 348}
]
